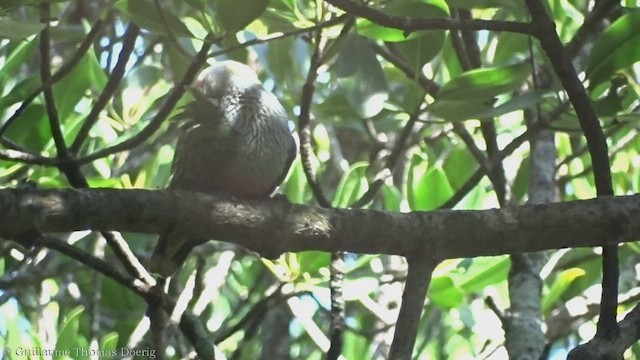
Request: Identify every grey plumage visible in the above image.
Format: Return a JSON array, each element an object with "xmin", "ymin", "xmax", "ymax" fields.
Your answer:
[{"xmin": 149, "ymin": 61, "xmax": 296, "ymax": 277}]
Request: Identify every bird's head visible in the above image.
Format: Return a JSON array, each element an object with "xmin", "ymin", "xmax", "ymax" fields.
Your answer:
[{"xmin": 194, "ymin": 60, "xmax": 261, "ymax": 98}]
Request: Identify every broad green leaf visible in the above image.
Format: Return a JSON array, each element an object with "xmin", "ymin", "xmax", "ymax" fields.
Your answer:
[
  {"xmin": 184, "ymin": 0, "xmax": 206, "ymax": 10},
  {"xmin": 53, "ymin": 47, "xmax": 105, "ymax": 121},
  {"xmin": 552, "ymin": 0, "xmax": 583, "ymax": 42},
  {"xmin": 383, "ymin": 184, "xmax": 402, "ymax": 211},
  {"xmin": 447, "ymin": 0, "xmax": 521, "ymax": 9},
  {"xmin": 100, "ymin": 332, "xmax": 119, "ymax": 352},
  {"xmin": 3, "ymin": 104, "xmax": 48, "ymax": 150},
  {"xmin": 357, "ymin": 0, "xmax": 449, "ymax": 42},
  {"xmin": 493, "ymin": 32, "xmax": 530, "ymax": 65},
  {"xmin": 433, "ymin": 91, "xmax": 545, "ymax": 121},
  {"xmin": 55, "ymin": 306, "xmax": 84, "ymax": 354},
  {"xmin": 332, "ymin": 162, "xmax": 369, "ymax": 207},
  {"xmin": 429, "ymin": 98, "xmax": 492, "ymax": 121},
  {"xmin": 511, "ymin": 155, "xmax": 530, "ymax": 202},
  {"xmin": 283, "ymin": 159, "xmax": 309, "ymax": 204},
  {"xmin": 213, "ymin": 0, "xmax": 269, "ymax": 33},
  {"xmin": 442, "ymin": 146, "xmax": 476, "ymax": 190},
  {"xmin": 542, "ymin": 268, "xmax": 586, "ymax": 315},
  {"xmin": 115, "ymin": 0, "xmax": 194, "ymax": 37},
  {"xmin": 396, "ymin": 31, "xmax": 446, "ymax": 73},
  {"xmin": 267, "ymin": 36, "xmax": 302, "ymax": 88},
  {"xmin": 457, "ymin": 256, "xmax": 510, "ymax": 292},
  {"xmin": 0, "ymin": 74, "xmax": 40, "ymax": 110},
  {"xmin": 429, "ymin": 276, "xmax": 464, "ymax": 309},
  {"xmin": 586, "ymin": 9, "xmax": 640, "ymax": 89},
  {"xmin": 408, "ymin": 158, "xmax": 453, "ymax": 211},
  {"xmin": 336, "ymin": 35, "xmax": 389, "ymax": 118},
  {"xmin": 0, "ymin": 18, "xmax": 44, "ymax": 40},
  {"xmin": 0, "ymin": 38, "xmax": 37, "ymax": 90},
  {"xmin": 437, "ymin": 63, "xmax": 531, "ymax": 101},
  {"xmin": 296, "ymin": 251, "xmax": 330, "ymax": 276}
]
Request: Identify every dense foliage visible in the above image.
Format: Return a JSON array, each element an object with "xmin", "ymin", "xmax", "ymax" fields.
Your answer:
[{"xmin": 0, "ymin": 0, "xmax": 639, "ymax": 359}]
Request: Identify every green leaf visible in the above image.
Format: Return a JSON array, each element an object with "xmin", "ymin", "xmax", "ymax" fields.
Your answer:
[
  {"xmin": 332, "ymin": 162, "xmax": 369, "ymax": 207},
  {"xmin": 429, "ymin": 99, "xmax": 492, "ymax": 121},
  {"xmin": 283, "ymin": 159, "xmax": 310, "ymax": 204},
  {"xmin": 437, "ymin": 63, "xmax": 531, "ymax": 101},
  {"xmin": 586, "ymin": 9, "xmax": 640, "ymax": 89},
  {"xmin": 336, "ymin": 35, "xmax": 389, "ymax": 118},
  {"xmin": 213, "ymin": 0, "xmax": 269, "ymax": 33},
  {"xmin": 446, "ymin": 0, "xmax": 523, "ymax": 9},
  {"xmin": 0, "ymin": 38, "xmax": 37, "ymax": 91},
  {"xmin": 432, "ymin": 91, "xmax": 545, "ymax": 121},
  {"xmin": 53, "ymin": 47, "xmax": 106, "ymax": 121},
  {"xmin": 408, "ymin": 156, "xmax": 453, "ymax": 211},
  {"xmin": 100, "ymin": 332, "xmax": 119, "ymax": 352},
  {"xmin": 0, "ymin": 18, "xmax": 45, "ymax": 40},
  {"xmin": 457, "ymin": 257, "xmax": 510, "ymax": 292},
  {"xmin": 429, "ymin": 276, "xmax": 464, "ymax": 309},
  {"xmin": 55, "ymin": 306, "xmax": 84, "ymax": 354},
  {"xmin": 442, "ymin": 146, "xmax": 476, "ymax": 190},
  {"xmin": 115, "ymin": 0, "xmax": 194, "ymax": 37},
  {"xmin": 0, "ymin": 74, "xmax": 40, "ymax": 110},
  {"xmin": 383, "ymin": 184, "xmax": 402, "ymax": 211},
  {"xmin": 542, "ymin": 268, "xmax": 586, "ymax": 315},
  {"xmin": 511, "ymin": 155, "xmax": 530, "ymax": 202},
  {"xmin": 396, "ymin": 30, "xmax": 446, "ymax": 73},
  {"xmin": 296, "ymin": 251, "xmax": 330, "ymax": 276},
  {"xmin": 357, "ymin": 0, "xmax": 449, "ymax": 42}
]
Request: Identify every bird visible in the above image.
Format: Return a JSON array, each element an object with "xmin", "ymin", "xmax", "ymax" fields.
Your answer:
[{"xmin": 149, "ymin": 60, "xmax": 297, "ymax": 277}]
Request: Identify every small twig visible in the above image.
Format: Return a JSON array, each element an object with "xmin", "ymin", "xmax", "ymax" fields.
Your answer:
[
  {"xmin": 0, "ymin": 18, "xmax": 104, "ymax": 139},
  {"xmin": 152, "ymin": 0, "xmax": 191, "ymax": 58},
  {"xmin": 74, "ymin": 34, "xmax": 216, "ymax": 165},
  {"xmin": 525, "ymin": 0, "xmax": 618, "ymax": 342},
  {"xmin": 70, "ymin": 23, "xmax": 141, "ymax": 154}
]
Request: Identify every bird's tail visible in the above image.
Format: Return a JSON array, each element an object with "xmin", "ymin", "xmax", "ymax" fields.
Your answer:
[{"xmin": 149, "ymin": 234, "xmax": 203, "ymax": 277}]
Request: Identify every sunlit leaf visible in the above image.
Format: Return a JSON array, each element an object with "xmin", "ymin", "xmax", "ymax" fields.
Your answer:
[
  {"xmin": 429, "ymin": 276, "xmax": 464, "ymax": 309},
  {"xmin": 55, "ymin": 306, "xmax": 84, "ymax": 352},
  {"xmin": 437, "ymin": 63, "xmax": 531, "ymax": 101},
  {"xmin": 586, "ymin": 9, "xmax": 640, "ymax": 89},
  {"xmin": 408, "ymin": 155, "xmax": 453, "ymax": 211},
  {"xmin": 542, "ymin": 268, "xmax": 586, "ymax": 315},
  {"xmin": 332, "ymin": 162, "xmax": 369, "ymax": 207},
  {"xmin": 357, "ymin": 0, "xmax": 449, "ymax": 42}
]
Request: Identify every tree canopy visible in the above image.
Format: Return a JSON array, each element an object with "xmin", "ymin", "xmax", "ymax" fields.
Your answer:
[{"xmin": 0, "ymin": 0, "xmax": 639, "ymax": 359}]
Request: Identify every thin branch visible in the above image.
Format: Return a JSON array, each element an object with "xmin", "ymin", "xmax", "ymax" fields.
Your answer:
[
  {"xmin": 298, "ymin": 24, "xmax": 332, "ymax": 208},
  {"xmin": 208, "ymin": 15, "xmax": 349, "ymax": 59},
  {"xmin": 324, "ymin": 0, "xmax": 533, "ymax": 34},
  {"xmin": 74, "ymin": 34, "xmax": 216, "ymax": 165},
  {"xmin": 0, "ymin": 18, "xmax": 104, "ymax": 139},
  {"xmin": 0, "ymin": 149, "xmax": 56, "ymax": 166},
  {"xmin": 70, "ymin": 23, "xmax": 141, "ymax": 154},
  {"xmin": 565, "ymin": 0, "xmax": 620, "ymax": 60},
  {"xmin": 35, "ymin": 235, "xmax": 148, "ymax": 296},
  {"xmin": 349, "ymin": 98, "xmax": 424, "ymax": 208},
  {"xmin": 524, "ymin": 0, "xmax": 618, "ymax": 342}
]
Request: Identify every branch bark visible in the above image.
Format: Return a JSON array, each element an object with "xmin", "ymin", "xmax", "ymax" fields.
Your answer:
[{"xmin": 1, "ymin": 188, "xmax": 638, "ymax": 260}]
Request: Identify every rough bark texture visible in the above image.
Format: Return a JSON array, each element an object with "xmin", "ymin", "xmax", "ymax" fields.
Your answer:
[{"xmin": 0, "ymin": 188, "xmax": 639, "ymax": 260}]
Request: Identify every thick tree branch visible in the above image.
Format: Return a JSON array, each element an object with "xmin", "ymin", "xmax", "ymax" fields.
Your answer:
[{"xmin": 1, "ymin": 188, "xmax": 638, "ymax": 260}]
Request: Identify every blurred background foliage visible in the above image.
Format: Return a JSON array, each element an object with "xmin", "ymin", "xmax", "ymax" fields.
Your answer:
[{"xmin": 0, "ymin": 0, "xmax": 639, "ymax": 359}]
